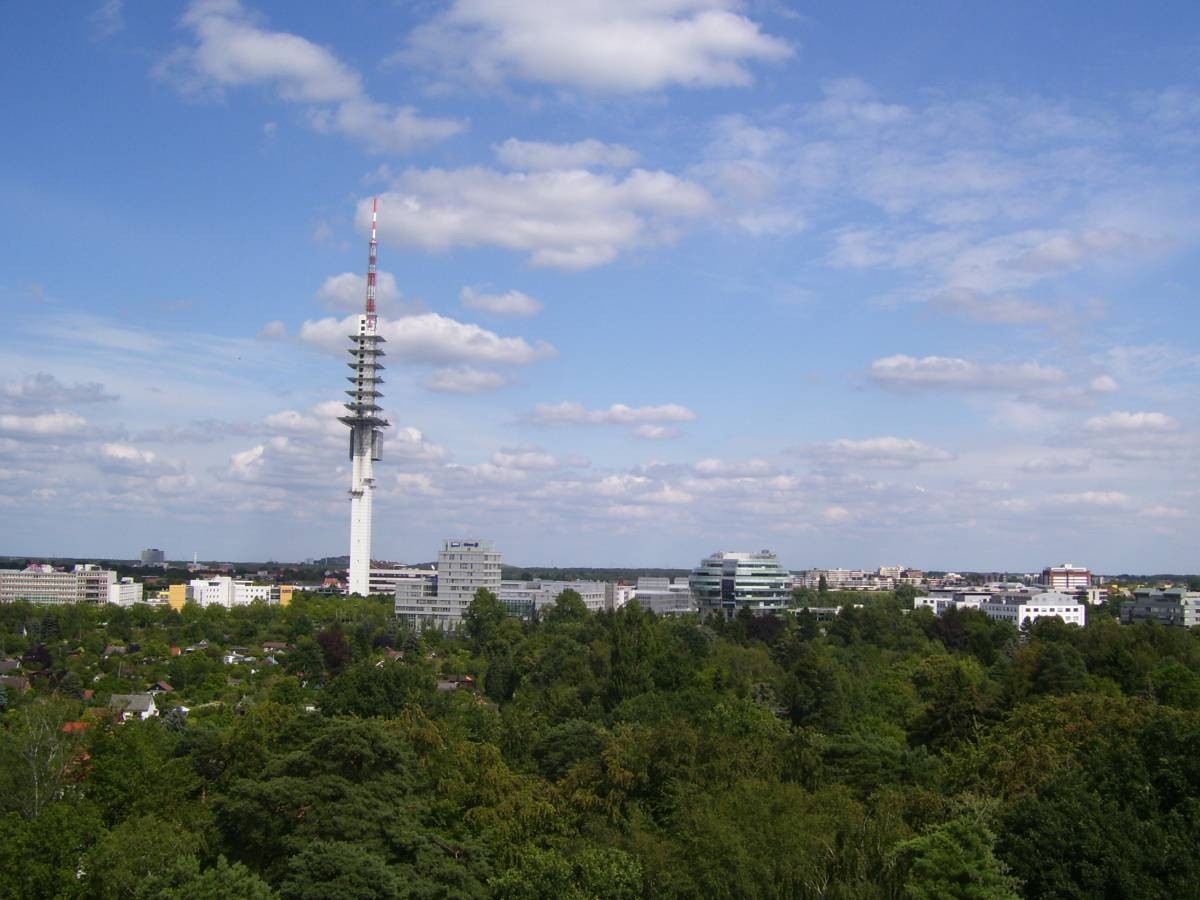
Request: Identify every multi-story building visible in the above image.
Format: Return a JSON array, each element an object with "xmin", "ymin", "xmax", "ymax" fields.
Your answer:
[
  {"xmin": 107, "ymin": 578, "xmax": 144, "ymax": 606},
  {"xmin": 978, "ymin": 591, "xmax": 1085, "ymax": 628},
  {"xmin": 605, "ymin": 581, "xmax": 634, "ymax": 611},
  {"xmin": 690, "ymin": 550, "xmax": 792, "ymax": 618},
  {"xmin": 182, "ymin": 577, "xmax": 293, "ymax": 608},
  {"xmin": 1041, "ymin": 564, "xmax": 1091, "ymax": 591},
  {"xmin": 0, "ymin": 564, "xmax": 117, "ymax": 605},
  {"xmin": 396, "ymin": 539, "xmax": 501, "ymax": 629},
  {"xmin": 632, "ymin": 576, "xmax": 697, "ymax": 616},
  {"xmin": 369, "ymin": 566, "xmax": 436, "ymax": 596},
  {"xmin": 140, "ymin": 548, "xmax": 166, "ymax": 567},
  {"xmin": 1119, "ymin": 588, "xmax": 1200, "ymax": 627},
  {"xmin": 496, "ymin": 580, "xmax": 607, "ymax": 619}
]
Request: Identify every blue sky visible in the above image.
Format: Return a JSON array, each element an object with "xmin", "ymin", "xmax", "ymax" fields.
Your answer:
[{"xmin": 0, "ymin": 1, "xmax": 1197, "ymax": 572}]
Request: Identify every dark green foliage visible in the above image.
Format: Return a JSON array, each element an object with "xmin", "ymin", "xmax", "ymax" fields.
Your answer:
[
  {"xmin": 3, "ymin": 589, "xmax": 1200, "ymax": 897},
  {"xmin": 321, "ymin": 660, "xmax": 435, "ymax": 718}
]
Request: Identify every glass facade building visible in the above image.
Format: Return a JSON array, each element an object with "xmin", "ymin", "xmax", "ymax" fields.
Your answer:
[{"xmin": 689, "ymin": 550, "xmax": 792, "ymax": 619}]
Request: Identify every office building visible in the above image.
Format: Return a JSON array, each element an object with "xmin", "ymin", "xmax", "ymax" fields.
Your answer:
[
  {"xmin": 978, "ymin": 591, "xmax": 1085, "ymax": 628},
  {"xmin": 632, "ymin": 577, "xmax": 697, "ymax": 616},
  {"xmin": 1119, "ymin": 588, "xmax": 1200, "ymax": 627},
  {"xmin": 497, "ymin": 580, "xmax": 607, "ymax": 619},
  {"xmin": 396, "ymin": 539, "xmax": 501, "ymax": 629},
  {"xmin": 140, "ymin": 548, "xmax": 166, "ymax": 567},
  {"xmin": 370, "ymin": 566, "xmax": 435, "ymax": 596},
  {"xmin": 690, "ymin": 550, "xmax": 792, "ymax": 618},
  {"xmin": 1041, "ymin": 564, "xmax": 1091, "ymax": 591},
  {"xmin": 0, "ymin": 564, "xmax": 117, "ymax": 605}
]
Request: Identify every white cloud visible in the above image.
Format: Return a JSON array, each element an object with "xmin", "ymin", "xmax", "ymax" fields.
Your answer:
[
  {"xmin": 491, "ymin": 446, "xmax": 588, "ymax": 470},
  {"xmin": 813, "ymin": 436, "xmax": 954, "ymax": 467},
  {"xmin": 460, "ymin": 286, "xmax": 543, "ymax": 318},
  {"xmin": 403, "ymin": 0, "xmax": 791, "ymax": 93},
  {"xmin": 0, "ymin": 411, "xmax": 89, "ymax": 438},
  {"xmin": 494, "ymin": 138, "xmax": 638, "ymax": 170},
  {"xmin": 809, "ymin": 78, "xmax": 910, "ymax": 126},
  {"xmin": 1048, "ymin": 490, "xmax": 1135, "ymax": 509},
  {"xmin": 316, "ymin": 271, "xmax": 402, "ymax": 314},
  {"xmin": 632, "ymin": 424, "xmax": 679, "ymax": 440},
  {"xmin": 161, "ymin": 0, "xmax": 462, "ymax": 153},
  {"xmin": 527, "ymin": 401, "xmax": 697, "ymax": 426},
  {"xmin": 823, "ymin": 505, "xmax": 852, "ymax": 523},
  {"xmin": 1084, "ymin": 410, "xmax": 1179, "ymax": 433},
  {"xmin": 298, "ymin": 312, "xmax": 556, "ymax": 365},
  {"xmin": 365, "ymin": 166, "xmax": 713, "ymax": 269},
  {"xmin": 1020, "ymin": 455, "xmax": 1090, "ymax": 473},
  {"xmin": 421, "ymin": 366, "xmax": 509, "ymax": 394},
  {"xmin": 868, "ymin": 355, "xmax": 1067, "ymax": 392}
]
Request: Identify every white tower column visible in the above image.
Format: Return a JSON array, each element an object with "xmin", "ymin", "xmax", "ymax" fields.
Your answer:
[{"xmin": 340, "ymin": 198, "xmax": 389, "ymax": 597}]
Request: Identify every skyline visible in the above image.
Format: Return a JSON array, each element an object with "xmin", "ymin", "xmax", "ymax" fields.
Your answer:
[{"xmin": 1, "ymin": 2, "xmax": 1198, "ymax": 571}]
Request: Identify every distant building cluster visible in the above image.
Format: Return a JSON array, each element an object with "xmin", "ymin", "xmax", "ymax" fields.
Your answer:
[
  {"xmin": 167, "ymin": 577, "xmax": 294, "ymax": 610},
  {"xmin": 139, "ymin": 548, "xmax": 166, "ymax": 567},
  {"xmin": 797, "ymin": 566, "xmax": 925, "ymax": 591},
  {"xmin": 0, "ymin": 564, "xmax": 142, "ymax": 606}
]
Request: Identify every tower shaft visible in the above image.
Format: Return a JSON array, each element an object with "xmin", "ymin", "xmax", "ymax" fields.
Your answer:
[{"xmin": 340, "ymin": 197, "xmax": 389, "ymax": 596}]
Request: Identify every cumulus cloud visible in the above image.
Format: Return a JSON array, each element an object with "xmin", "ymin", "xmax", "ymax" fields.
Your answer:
[
  {"xmin": 317, "ymin": 271, "xmax": 402, "ymax": 313},
  {"xmin": 1084, "ymin": 410, "xmax": 1180, "ymax": 433},
  {"xmin": 494, "ymin": 138, "xmax": 639, "ymax": 170},
  {"xmin": 403, "ymin": 0, "xmax": 791, "ymax": 93},
  {"xmin": 460, "ymin": 286, "xmax": 543, "ymax": 318},
  {"xmin": 364, "ymin": 166, "xmax": 713, "ymax": 269},
  {"xmin": 421, "ymin": 366, "xmax": 509, "ymax": 394},
  {"xmin": 95, "ymin": 442, "xmax": 184, "ymax": 477},
  {"xmin": 160, "ymin": 0, "xmax": 462, "ymax": 153},
  {"xmin": 527, "ymin": 401, "xmax": 697, "ymax": 426},
  {"xmin": 298, "ymin": 312, "xmax": 556, "ymax": 366},
  {"xmin": 810, "ymin": 436, "xmax": 954, "ymax": 467},
  {"xmin": 868, "ymin": 355, "xmax": 1067, "ymax": 392}
]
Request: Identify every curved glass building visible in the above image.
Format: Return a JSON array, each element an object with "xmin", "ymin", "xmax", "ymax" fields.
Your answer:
[{"xmin": 689, "ymin": 550, "xmax": 792, "ymax": 619}]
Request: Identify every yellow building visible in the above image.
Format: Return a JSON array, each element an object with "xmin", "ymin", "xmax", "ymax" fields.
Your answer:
[{"xmin": 167, "ymin": 583, "xmax": 187, "ymax": 612}]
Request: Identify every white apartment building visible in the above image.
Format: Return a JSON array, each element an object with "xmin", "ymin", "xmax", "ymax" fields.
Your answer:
[
  {"xmin": 978, "ymin": 591, "xmax": 1085, "ymax": 628},
  {"xmin": 1041, "ymin": 564, "xmax": 1091, "ymax": 591},
  {"xmin": 497, "ymin": 580, "xmax": 607, "ymax": 618},
  {"xmin": 0, "ymin": 564, "xmax": 117, "ymax": 605},
  {"xmin": 107, "ymin": 578, "xmax": 144, "ymax": 606},
  {"xmin": 186, "ymin": 577, "xmax": 291, "ymax": 608}
]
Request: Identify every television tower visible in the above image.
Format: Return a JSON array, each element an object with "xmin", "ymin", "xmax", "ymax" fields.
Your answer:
[{"xmin": 339, "ymin": 197, "xmax": 389, "ymax": 596}]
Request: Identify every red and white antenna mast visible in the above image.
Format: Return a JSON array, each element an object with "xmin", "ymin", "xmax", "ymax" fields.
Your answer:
[{"xmin": 365, "ymin": 197, "xmax": 379, "ymax": 329}]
